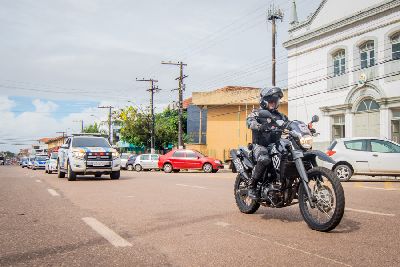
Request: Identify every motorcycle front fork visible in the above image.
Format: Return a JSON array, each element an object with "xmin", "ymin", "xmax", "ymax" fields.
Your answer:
[{"xmin": 294, "ymin": 157, "xmax": 316, "ymax": 208}]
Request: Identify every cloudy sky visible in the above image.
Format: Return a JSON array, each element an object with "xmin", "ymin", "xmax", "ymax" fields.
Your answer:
[{"xmin": 0, "ymin": 0, "xmax": 319, "ymax": 152}]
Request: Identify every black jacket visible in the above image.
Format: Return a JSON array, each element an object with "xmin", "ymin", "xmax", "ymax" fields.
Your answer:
[{"xmin": 246, "ymin": 108, "xmax": 288, "ymax": 147}]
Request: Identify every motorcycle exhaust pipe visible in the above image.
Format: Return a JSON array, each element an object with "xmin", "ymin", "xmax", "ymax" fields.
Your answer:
[{"xmin": 230, "ymin": 149, "xmax": 250, "ymax": 180}]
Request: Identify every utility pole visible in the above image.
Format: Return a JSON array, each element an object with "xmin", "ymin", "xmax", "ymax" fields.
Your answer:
[
  {"xmin": 73, "ymin": 120, "xmax": 84, "ymax": 133},
  {"xmin": 161, "ymin": 61, "xmax": 187, "ymax": 149},
  {"xmin": 98, "ymin": 106, "xmax": 114, "ymax": 144},
  {"xmin": 56, "ymin": 131, "xmax": 67, "ymax": 144},
  {"xmin": 267, "ymin": 3, "xmax": 283, "ymax": 87},
  {"xmin": 136, "ymin": 78, "xmax": 160, "ymax": 154}
]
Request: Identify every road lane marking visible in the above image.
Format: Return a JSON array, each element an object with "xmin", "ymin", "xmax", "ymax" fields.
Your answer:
[
  {"xmin": 176, "ymin": 183, "xmax": 207, "ymax": 189},
  {"xmin": 359, "ymin": 186, "xmax": 398, "ymax": 191},
  {"xmin": 215, "ymin": 221, "xmax": 230, "ymax": 227},
  {"xmin": 82, "ymin": 217, "xmax": 132, "ymax": 247},
  {"xmin": 215, "ymin": 223, "xmax": 351, "ymax": 266},
  {"xmin": 35, "ymin": 180, "xmax": 42, "ymax": 183},
  {"xmin": 47, "ymin": 188, "xmax": 60, "ymax": 197},
  {"xmin": 346, "ymin": 208, "xmax": 395, "ymax": 217},
  {"xmin": 384, "ymin": 182, "xmax": 393, "ymax": 189}
]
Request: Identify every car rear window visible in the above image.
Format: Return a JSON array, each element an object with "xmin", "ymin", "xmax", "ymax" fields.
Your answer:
[
  {"xmin": 72, "ymin": 137, "xmax": 110, "ymax": 148},
  {"xmin": 344, "ymin": 140, "xmax": 367, "ymax": 151},
  {"xmin": 327, "ymin": 140, "xmax": 337, "ymax": 150}
]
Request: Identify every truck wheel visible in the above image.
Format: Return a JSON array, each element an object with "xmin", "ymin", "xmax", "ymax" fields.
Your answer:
[
  {"xmin": 110, "ymin": 171, "xmax": 120, "ymax": 180},
  {"xmin": 57, "ymin": 161, "xmax": 65, "ymax": 178},
  {"xmin": 67, "ymin": 161, "xmax": 77, "ymax": 181}
]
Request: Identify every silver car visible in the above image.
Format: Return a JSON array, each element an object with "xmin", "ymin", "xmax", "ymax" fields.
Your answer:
[
  {"xmin": 325, "ymin": 137, "xmax": 400, "ymax": 181},
  {"xmin": 120, "ymin": 153, "xmax": 131, "ymax": 170},
  {"xmin": 134, "ymin": 154, "xmax": 159, "ymax": 172}
]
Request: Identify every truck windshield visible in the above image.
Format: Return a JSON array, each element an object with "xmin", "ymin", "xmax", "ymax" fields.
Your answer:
[
  {"xmin": 35, "ymin": 156, "xmax": 47, "ymax": 161},
  {"xmin": 72, "ymin": 137, "xmax": 110, "ymax": 148}
]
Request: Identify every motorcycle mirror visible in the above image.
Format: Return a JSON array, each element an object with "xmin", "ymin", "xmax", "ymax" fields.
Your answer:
[
  {"xmin": 258, "ymin": 110, "xmax": 272, "ymax": 118},
  {"xmin": 311, "ymin": 115, "xmax": 319, "ymax": 123}
]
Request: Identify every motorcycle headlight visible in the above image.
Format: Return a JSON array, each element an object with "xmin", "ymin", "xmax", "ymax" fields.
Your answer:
[
  {"xmin": 299, "ymin": 135, "xmax": 313, "ymax": 150},
  {"xmin": 112, "ymin": 151, "xmax": 120, "ymax": 159},
  {"xmin": 72, "ymin": 150, "xmax": 85, "ymax": 159}
]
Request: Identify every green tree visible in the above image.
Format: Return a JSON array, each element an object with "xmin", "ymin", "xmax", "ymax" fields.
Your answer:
[
  {"xmin": 83, "ymin": 122, "xmax": 104, "ymax": 134},
  {"xmin": 118, "ymin": 106, "xmax": 151, "ymax": 147},
  {"xmin": 117, "ymin": 106, "xmax": 187, "ymax": 150}
]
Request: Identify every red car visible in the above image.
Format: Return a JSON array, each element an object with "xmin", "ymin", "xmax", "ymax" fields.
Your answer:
[{"xmin": 158, "ymin": 149, "xmax": 224, "ymax": 173}]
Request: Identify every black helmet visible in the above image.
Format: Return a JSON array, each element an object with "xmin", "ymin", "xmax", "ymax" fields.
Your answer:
[{"xmin": 260, "ymin": 87, "xmax": 283, "ymax": 110}]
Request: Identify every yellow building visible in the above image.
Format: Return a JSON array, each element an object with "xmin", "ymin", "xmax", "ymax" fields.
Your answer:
[
  {"xmin": 187, "ymin": 86, "xmax": 288, "ymax": 162},
  {"xmin": 45, "ymin": 136, "xmax": 65, "ymax": 153}
]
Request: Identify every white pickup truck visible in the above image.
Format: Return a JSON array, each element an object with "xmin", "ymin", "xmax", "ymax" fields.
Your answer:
[{"xmin": 57, "ymin": 134, "xmax": 121, "ymax": 181}]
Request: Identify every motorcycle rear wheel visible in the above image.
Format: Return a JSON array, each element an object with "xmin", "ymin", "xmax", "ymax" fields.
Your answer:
[
  {"xmin": 234, "ymin": 174, "xmax": 260, "ymax": 214},
  {"xmin": 299, "ymin": 167, "xmax": 345, "ymax": 232}
]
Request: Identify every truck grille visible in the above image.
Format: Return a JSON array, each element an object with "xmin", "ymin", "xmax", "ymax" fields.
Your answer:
[{"xmin": 86, "ymin": 152, "xmax": 112, "ymax": 168}]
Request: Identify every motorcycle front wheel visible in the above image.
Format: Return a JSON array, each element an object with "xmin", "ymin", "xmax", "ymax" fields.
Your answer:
[
  {"xmin": 298, "ymin": 167, "xmax": 345, "ymax": 232},
  {"xmin": 234, "ymin": 174, "xmax": 260, "ymax": 214}
]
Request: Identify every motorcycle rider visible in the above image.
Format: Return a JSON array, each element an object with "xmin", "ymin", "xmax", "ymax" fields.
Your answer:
[{"xmin": 246, "ymin": 87, "xmax": 288, "ymax": 200}]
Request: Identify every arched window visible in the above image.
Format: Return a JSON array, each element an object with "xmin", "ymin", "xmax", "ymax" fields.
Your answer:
[
  {"xmin": 356, "ymin": 99, "xmax": 380, "ymax": 112},
  {"xmin": 359, "ymin": 41, "xmax": 375, "ymax": 69},
  {"xmin": 391, "ymin": 32, "xmax": 400, "ymax": 60},
  {"xmin": 333, "ymin": 50, "xmax": 345, "ymax": 76}
]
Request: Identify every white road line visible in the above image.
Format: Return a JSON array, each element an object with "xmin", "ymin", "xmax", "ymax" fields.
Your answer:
[
  {"xmin": 346, "ymin": 208, "xmax": 395, "ymax": 217},
  {"xmin": 176, "ymin": 183, "xmax": 207, "ymax": 189},
  {"xmin": 359, "ymin": 186, "xmax": 399, "ymax": 191},
  {"xmin": 82, "ymin": 217, "xmax": 132, "ymax": 247},
  {"xmin": 35, "ymin": 180, "xmax": 42, "ymax": 183},
  {"xmin": 47, "ymin": 188, "xmax": 60, "ymax": 197},
  {"xmin": 234, "ymin": 229, "xmax": 351, "ymax": 266},
  {"xmin": 215, "ymin": 221, "xmax": 230, "ymax": 227}
]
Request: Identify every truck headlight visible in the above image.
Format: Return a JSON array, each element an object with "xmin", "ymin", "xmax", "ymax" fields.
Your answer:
[
  {"xmin": 300, "ymin": 135, "xmax": 313, "ymax": 150},
  {"xmin": 72, "ymin": 151, "xmax": 85, "ymax": 159}
]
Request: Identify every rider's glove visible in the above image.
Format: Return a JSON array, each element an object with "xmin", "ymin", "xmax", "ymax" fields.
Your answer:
[{"xmin": 259, "ymin": 123, "xmax": 270, "ymax": 132}]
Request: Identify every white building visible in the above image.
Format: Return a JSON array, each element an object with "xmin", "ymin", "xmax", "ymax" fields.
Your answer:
[{"xmin": 283, "ymin": 0, "xmax": 400, "ymax": 149}]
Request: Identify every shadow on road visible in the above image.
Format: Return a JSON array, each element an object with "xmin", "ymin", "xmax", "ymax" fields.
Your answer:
[{"xmin": 330, "ymin": 216, "xmax": 361, "ymax": 233}]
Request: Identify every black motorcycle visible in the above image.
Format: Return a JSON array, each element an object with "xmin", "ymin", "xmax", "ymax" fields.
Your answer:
[{"xmin": 231, "ymin": 111, "xmax": 345, "ymax": 232}]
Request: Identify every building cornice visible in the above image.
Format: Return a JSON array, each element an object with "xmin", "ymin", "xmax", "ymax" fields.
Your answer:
[{"xmin": 283, "ymin": 0, "xmax": 400, "ymax": 49}]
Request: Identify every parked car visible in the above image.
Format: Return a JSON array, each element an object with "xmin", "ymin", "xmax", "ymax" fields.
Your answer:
[
  {"xmin": 120, "ymin": 153, "xmax": 131, "ymax": 170},
  {"xmin": 32, "ymin": 155, "xmax": 48, "ymax": 170},
  {"xmin": 0, "ymin": 156, "xmax": 4, "ymax": 165},
  {"xmin": 133, "ymin": 154, "xmax": 159, "ymax": 172},
  {"xmin": 158, "ymin": 149, "xmax": 224, "ymax": 173},
  {"xmin": 21, "ymin": 157, "xmax": 28, "ymax": 168},
  {"xmin": 45, "ymin": 152, "xmax": 58, "ymax": 174},
  {"xmin": 57, "ymin": 134, "xmax": 121, "ymax": 181},
  {"xmin": 27, "ymin": 157, "xmax": 34, "ymax": 169},
  {"xmin": 325, "ymin": 137, "xmax": 400, "ymax": 181},
  {"xmin": 125, "ymin": 154, "xmax": 138, "ymax": 171}
]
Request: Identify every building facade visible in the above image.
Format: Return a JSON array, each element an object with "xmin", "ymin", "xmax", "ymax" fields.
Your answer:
[
  {"xmin": 187, "ymin": 86, "xmax": 288, "ymax": 161},
  {"xmin": 283, "ymin": 0, "xmax": 400, "ymax": 149}
]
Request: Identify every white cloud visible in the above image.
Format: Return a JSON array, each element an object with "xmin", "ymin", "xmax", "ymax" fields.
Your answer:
[
  {"xmin": 32, "ymin": 99, "xmax": 58, "ymax": 113},
  {"xmin": 0, "ymin": 96, "xmax": 16, "ymax": 111}
]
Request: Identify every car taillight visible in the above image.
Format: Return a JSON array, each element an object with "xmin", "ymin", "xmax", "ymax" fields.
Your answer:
[{"xmin": 326, "ymin": 150, "xmax": 336, "ymax": 157}]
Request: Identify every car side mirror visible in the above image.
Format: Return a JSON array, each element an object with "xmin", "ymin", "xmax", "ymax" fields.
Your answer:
[{"xmin": 311, "ymin": 115, "xmax": 319, "ymax": 123}]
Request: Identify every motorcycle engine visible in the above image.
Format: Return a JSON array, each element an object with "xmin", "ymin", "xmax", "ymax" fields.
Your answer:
[{"xmin": 262, "ymin": 183, "xmax": 284, "ymax": 207}]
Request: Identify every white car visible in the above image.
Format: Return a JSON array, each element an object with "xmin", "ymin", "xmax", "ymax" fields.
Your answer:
[
  {"xmin": 134, "ymin": 154, "xmax": 159, "ymax": 172},
  {"xmin": 325, "ymin": 137, "xmax": 400, "ymax": 181},
  {"xmin": 120, "ymin": 153, "xmax": 131, "ymax": 170},
  {"xmin": 45, "ymin": 152, "xmax": 58, "ymax": 174},
  {"xmin": 57, "ymin": 134, "xmax": 121, "ymax": 181}
]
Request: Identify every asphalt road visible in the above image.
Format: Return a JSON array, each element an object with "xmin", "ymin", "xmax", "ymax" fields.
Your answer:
[{"xmin": 1, "ymin": 166, "xmax": 400, "ymax": 266}]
